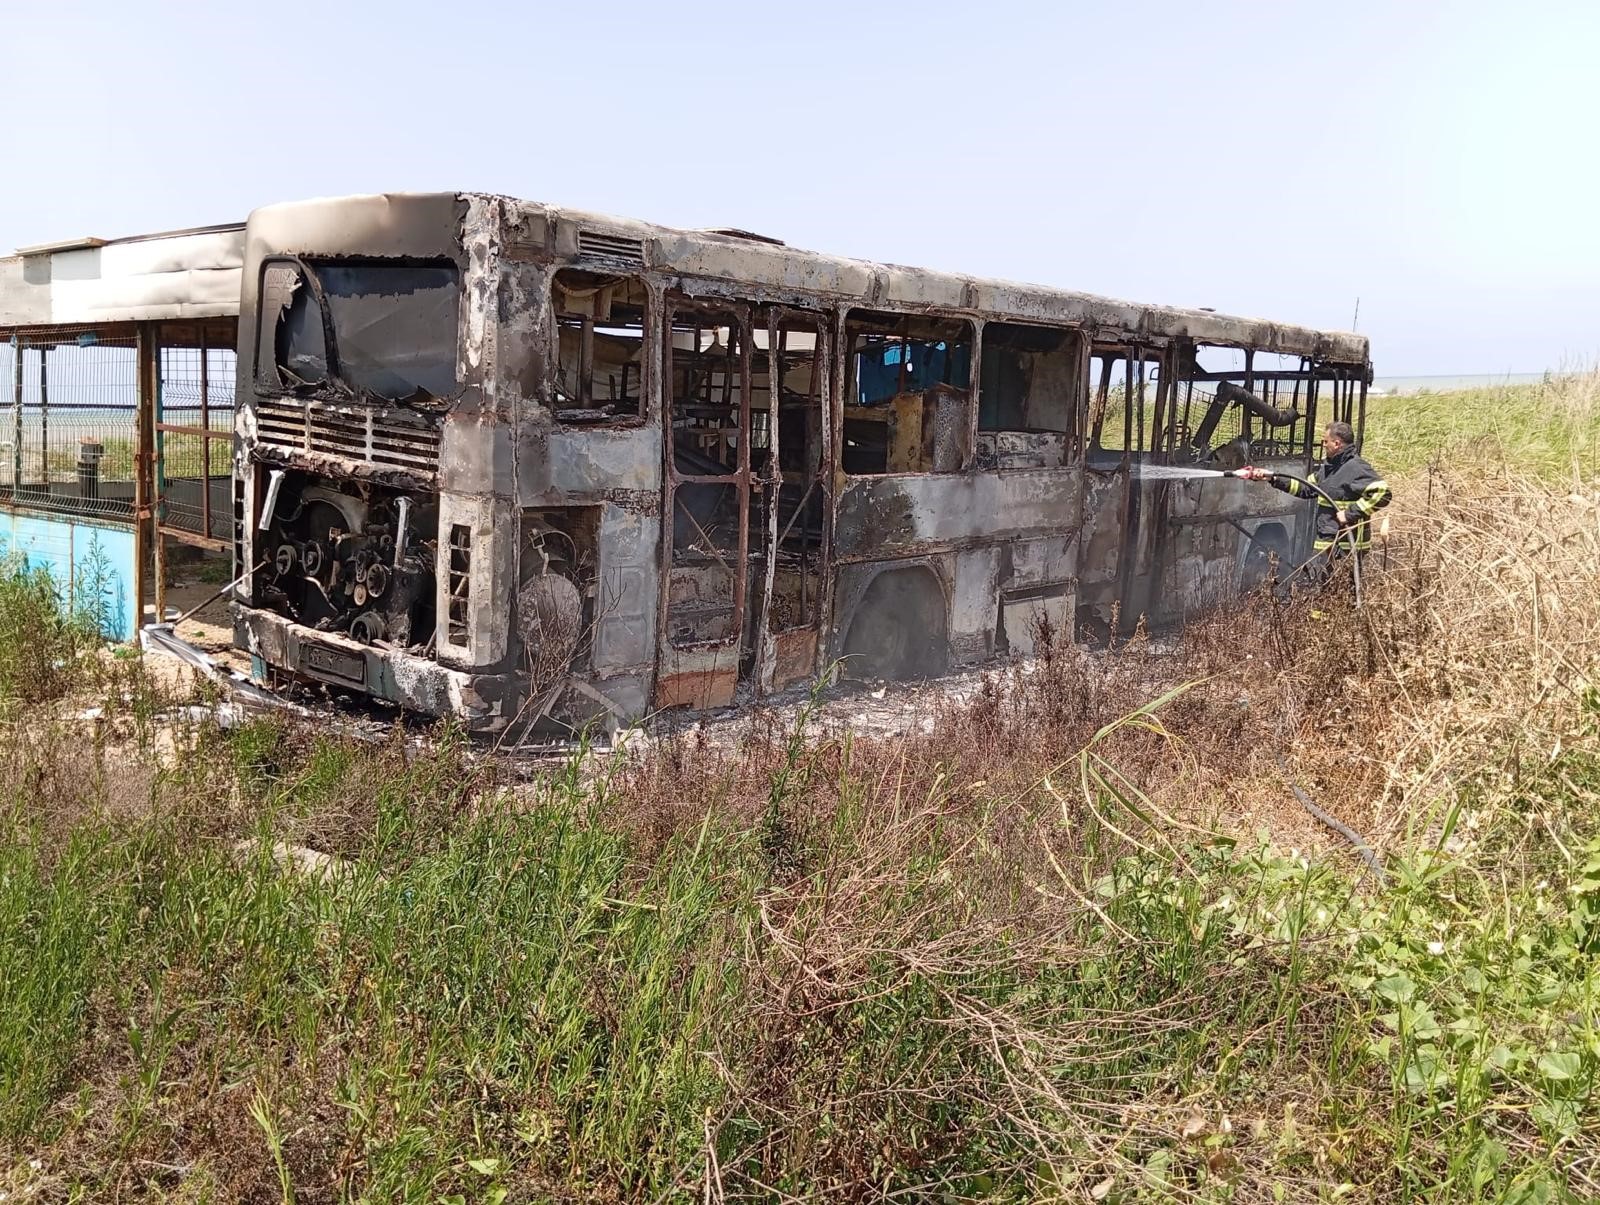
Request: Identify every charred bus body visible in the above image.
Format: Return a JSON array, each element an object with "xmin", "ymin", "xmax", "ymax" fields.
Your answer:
[{"xmin": 233, "ymin": 192, "xmax": 1370, "ymax": 733}]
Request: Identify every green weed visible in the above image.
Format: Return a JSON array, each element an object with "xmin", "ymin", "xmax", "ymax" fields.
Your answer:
[{"xmin": 0, "ymin": 556, "xmax": 100, "ymax": 708}]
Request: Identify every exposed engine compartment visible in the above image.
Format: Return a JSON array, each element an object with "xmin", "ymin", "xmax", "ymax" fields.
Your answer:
[{"xmin": 254, "ymin": 470, "xmax": 438, "ymax": 650}]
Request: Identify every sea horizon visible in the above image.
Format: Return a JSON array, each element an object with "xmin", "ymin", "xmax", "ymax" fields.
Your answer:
[{"xmin": 1369, "ymin": 371, "xmax": 1549, "ymax": 395}]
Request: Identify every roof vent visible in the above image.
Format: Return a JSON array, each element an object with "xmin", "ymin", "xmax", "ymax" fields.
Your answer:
[
  {"xmin": 577, "ymin": 230, "xmax": 645, "ymax": 266},
  {"xmin": 701, "ymin": 227, "xmax": 786, "ymax": 247}
]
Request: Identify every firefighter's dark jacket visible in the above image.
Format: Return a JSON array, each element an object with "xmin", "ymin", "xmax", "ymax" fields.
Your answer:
[{"xmin": 1269, "ymin": 445, "xmax": 1391, "ymax": 551}]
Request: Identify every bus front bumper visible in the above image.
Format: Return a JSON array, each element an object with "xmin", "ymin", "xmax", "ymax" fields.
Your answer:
[{"xmin": 233, "ymin": 605, "xmax": 513, "ymax": 731}]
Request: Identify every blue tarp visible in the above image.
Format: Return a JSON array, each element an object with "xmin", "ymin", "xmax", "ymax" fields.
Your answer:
[{"xmin": 856, "ymin": 341, "xmax": 970, "ymax": 405}]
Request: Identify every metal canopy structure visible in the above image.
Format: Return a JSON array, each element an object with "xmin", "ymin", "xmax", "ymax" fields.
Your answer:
[{"xmin": 0, "ymin": 223, "xmax": 243, "ymax": 634}]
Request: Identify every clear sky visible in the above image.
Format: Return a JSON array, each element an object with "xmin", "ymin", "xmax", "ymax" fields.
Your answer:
[{"xmin": 3, "ymin": 0, "xmax": 1595, "ymax": 375}]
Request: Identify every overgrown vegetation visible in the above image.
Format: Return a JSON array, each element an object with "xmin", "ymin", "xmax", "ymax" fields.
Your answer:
[
  {"xmin": 1, "ymin": 375, "xmax": 1598, "ymax": 1200},
  {"xmin": 0, "ymin": 553, "xmax": 103, "ymax": 708},
  {"xmin": 1364, "ymin": 369, "xmax": 1599, "ymax": 482}
]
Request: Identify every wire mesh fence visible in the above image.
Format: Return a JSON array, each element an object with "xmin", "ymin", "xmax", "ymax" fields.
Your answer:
[
  {"xmin": 0, "ymin": 331, "xmax": 237, "ymax": 537},
  {"xmin": 0, "ymin": 330, "xmax": 141, "ymax": 520},
  {"xmin": 157, "ymin": 344, "xmax": 235, "ymax": 543}
]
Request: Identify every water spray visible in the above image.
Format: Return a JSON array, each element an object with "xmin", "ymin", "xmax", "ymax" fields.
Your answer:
[{"xmin": 1128, "ymin": 464, "xmax": 1228, "ymax": 482}]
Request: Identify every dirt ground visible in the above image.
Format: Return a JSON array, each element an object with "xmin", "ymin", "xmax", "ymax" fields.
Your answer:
[
  {"xmin": 131, "ymin": 559, "xmax": 253, "ymax": 698},
  {"xmin": 147, "ymin": 579, "xmax": 236, "ymax": 653}
]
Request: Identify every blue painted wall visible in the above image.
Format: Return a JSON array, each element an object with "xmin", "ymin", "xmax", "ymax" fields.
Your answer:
[{"xmin": 0, "ymin": 510, "xmax": 137, "ymax": 641}]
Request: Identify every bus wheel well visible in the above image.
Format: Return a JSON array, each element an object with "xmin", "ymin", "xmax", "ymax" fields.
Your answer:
[
  {"xmin": 1241, "ymin": 521, "xmax": 1291, "ymax": 590},
  {"xmin": 841, "ymin": 566, "xmax": 948, "ymax": 682}
]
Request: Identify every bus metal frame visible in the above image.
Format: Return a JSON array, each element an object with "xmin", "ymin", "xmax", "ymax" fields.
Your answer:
[{"xmin": 230, "ymin": 192, "xmax": 1371, "ymax": 734}]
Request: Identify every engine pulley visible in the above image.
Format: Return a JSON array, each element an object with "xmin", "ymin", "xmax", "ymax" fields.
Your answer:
[
  {"xmin": 517, "ymin": 572, "xmax": 583, "ymax": 660},
  {"xmin": 350, "ymin": 612, "xmax": 385, "ymax": 644}
]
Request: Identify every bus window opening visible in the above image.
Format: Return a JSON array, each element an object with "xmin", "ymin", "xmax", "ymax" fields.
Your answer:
[
  {"xmin": 843, "ymin": 311, "xmax": 972, "ymax": 475},
  {"xmin": 977, "ymin": 322, "xmax": 1077, "ymax": 469},
  {"xmin": 552, "ymin": 269, "xmax": 648, "ymax": 423}
]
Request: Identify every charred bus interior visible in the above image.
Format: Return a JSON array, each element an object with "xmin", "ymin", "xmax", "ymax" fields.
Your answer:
[
  {"xmin": 661, "ymin": 300, "xmax": 831, "ymax": 692},
  {"xmin": 977, "ymin": 322, "xmax": 1077, "ymax": 470},
  {"xmin": 842, "ymin": 312, "xmax": 972, "ymax": 476}
]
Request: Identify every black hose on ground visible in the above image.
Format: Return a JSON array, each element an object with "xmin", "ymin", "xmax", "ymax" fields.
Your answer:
[{"xmin": 1273, "ymin": 752, "xmax": 1386, "ymax": 885}]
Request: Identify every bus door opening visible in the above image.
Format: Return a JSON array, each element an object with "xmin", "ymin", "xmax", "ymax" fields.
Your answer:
[
  {"xmin": 657, "ymin": 298, "xmax": 753, "ymax": 709},
  {"xmin": 755, "ymin": 309, "xmax": 830, "ymax": 693}
]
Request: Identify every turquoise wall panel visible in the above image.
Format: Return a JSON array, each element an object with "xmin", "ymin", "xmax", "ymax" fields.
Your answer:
[{"xmin": 0, "ymin": 510, "xmax": 137, "ymax": 641}]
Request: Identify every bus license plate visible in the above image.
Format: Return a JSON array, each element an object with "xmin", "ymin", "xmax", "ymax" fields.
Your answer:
[{"xmin": 302, "ymin": 642, "xmax": 366, "ymax": 687}]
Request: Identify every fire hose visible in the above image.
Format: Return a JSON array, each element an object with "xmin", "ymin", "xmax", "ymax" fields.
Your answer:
[
  {"xmin": 1221, "ymin": 468, "xmax": 1363, "ymax": 606},
  {"xmin": 1274, "ymin": 752, "xmax": 1386, "ymax": 885},
  {"xmin": 1215, "ymin": 466, "xmax": 1384, "ymax": 880}
]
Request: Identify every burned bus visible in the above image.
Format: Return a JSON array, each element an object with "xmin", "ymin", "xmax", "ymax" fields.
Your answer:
[{"xmin": 232, "ymin": 192, "xmax": 1370, "ymax": 733}]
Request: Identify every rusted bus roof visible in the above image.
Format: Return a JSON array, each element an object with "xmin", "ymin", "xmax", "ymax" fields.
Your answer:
[
  {"xmin": 503, "ymin": 195, "xmax": 1372, "ymax": 368},
  {"xmin": 0, "ymin": 223, "xmax": 245, "ymax": 330},
  {"xmin": 235, "ymin": 192, "xmax": 1370, "ymax": 367}
]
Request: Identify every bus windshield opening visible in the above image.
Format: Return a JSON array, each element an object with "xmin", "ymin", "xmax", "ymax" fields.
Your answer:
[{"xmin": 266, "ymin": 260, "xmax": 460, "ymax": 403}]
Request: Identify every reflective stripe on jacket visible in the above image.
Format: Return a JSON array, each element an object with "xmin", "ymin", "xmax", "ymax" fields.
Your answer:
[{"xmin": 1271, "ymin": 445, "xmax": 1391, "ymax": 551}]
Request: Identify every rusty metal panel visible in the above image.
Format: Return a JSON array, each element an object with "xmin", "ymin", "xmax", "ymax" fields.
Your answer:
[
  {"xmin": 1009, "ymin": 534, "xmax": 1076, "ymax": 588},
  {"xmin": 656, "ymin": 642, "xmax": 738, "ymax": 709},
  {"xmin": 591, "ymin": 502, "xmax": 658, "ymax": 673},
  {"xmin": 769, "ymin": 627, "xmax": 819, "ymax": 691},
  {"xmin": 1002, "ymin": 592, "xmax": 1073, "ymax": 656},
  {"xmin": 1075, "ymin": 468, "xmax": 1127, "ymax": 629},
  {"xmin": 949, "ymin": 545, "xmax": 1005, "ymax": 663},
  {"xmin": 518, "ymin": 424, "xmax": 662, "ymax": 500}
]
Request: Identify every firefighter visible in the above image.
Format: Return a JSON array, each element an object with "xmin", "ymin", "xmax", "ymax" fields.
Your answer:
[{"xmin": 1236, "ymin": 421, "xmax": 1391, "ymax": 578}]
